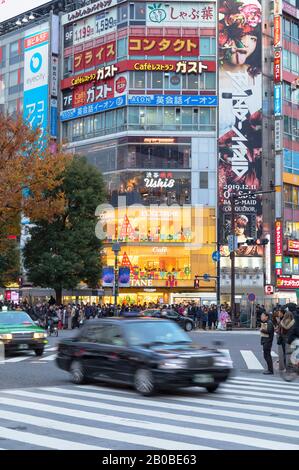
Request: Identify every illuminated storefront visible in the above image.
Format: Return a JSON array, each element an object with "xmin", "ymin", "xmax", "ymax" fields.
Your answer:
[{"xmin": 60, "ymin": 1, "xmax": 218, "ymax": 303}]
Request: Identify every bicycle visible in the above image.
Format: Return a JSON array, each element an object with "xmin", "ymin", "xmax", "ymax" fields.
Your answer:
[{"xmin": 280, "ymin": 339, "xmax": 299, "ymax": 382}]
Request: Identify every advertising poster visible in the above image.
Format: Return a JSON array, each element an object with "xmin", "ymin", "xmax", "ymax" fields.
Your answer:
[
  {"xmin": 218, "ymin": 0, "xmax": 263, "ymax": 256},
  {"xmin": 118, "ymin": 267, "xmax": 131, "ymax": 287},
  {"xmin": 102, "ymin": 266, "xmax": 114, "ymax": 286}
]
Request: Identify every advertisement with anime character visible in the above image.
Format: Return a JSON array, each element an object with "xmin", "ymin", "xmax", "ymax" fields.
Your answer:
[{"xmin": 218, "ymin": 0, "xmax": 263, "ymax": 256}]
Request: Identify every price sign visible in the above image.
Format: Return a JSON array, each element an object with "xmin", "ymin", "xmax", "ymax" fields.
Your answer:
[{"xmin": 73, "ymin": 9, "xmax": 117, "ymax": 45}]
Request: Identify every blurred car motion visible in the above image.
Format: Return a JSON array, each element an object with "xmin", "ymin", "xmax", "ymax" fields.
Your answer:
[
  {"xmin": 141, "ymin": 309, "xmax": 194, "ymax": 331},
  {"xmin": 56, "ymin": 317, "xmax": 232, "ymax": 396}
]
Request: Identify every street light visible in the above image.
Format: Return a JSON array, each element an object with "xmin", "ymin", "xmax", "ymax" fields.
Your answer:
[{"xmin": 112, "ymin": 242, "xmax": 121, "ymax": 316}]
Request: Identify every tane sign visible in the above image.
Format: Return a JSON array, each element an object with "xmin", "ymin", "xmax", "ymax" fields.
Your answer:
[{"xmin": 0, "ymin": 0, "xmax": 50, "ymax": 22}]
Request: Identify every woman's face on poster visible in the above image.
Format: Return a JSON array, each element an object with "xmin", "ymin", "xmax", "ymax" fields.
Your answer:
[{"xmin": 226, "ymin": 34, "xmax": 257, "ymax": 66}]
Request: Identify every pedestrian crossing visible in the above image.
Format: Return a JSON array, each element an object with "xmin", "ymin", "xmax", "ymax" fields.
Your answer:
[
  {"xmin": 0, "ymin": 376, "xmax": 298, "ymax": 450},
  {"xmin": 0, "ymin": 347, "xmax": 281, "ymax": 370}
]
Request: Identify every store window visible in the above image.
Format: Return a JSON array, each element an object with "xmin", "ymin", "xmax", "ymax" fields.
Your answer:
[
  {"xmin": 118, "ymin": 4, "xmax": 128, "ymax": 25},
  {"xmin": 72, "ymin": 119, "xmax": 84, "ymax": 140},
  {"xmin": 200, "ymin": 37, "xmax": 216, "ymax": 58},
  {"xmin": 200, "ymin": 172, "xmax": 209, "ymax": 189},
  {"xmin": 129, "ymin": 71, "xmax": 146, "ymax": 88},
  {"xmin": 63, "ymin": 56, "xmax": 73, "ymax": 77},
  {"xmin": 151, "ymin": 71, "xmax": 163, "ymax": 89},
  {"xmin": 117, "ymin": 38, "xmax": 127, "ymax": 60},
  {"xmin": 129, "ymin": 2, "xmax": 146, "ymax": 21},
  {"xmin": 9, "ymin": 41, "xmax": 19, "ymax": 65}
]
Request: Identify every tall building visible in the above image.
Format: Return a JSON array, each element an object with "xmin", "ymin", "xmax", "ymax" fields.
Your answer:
[{"xmin": 60, "ymin": 0, "xmax": 219, "ymax": 305}]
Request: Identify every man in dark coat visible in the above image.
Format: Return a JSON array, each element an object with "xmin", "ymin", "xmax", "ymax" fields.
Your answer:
[{"xmin": 260, "ymin": 312, "xmax": 274, "ymax": 374}]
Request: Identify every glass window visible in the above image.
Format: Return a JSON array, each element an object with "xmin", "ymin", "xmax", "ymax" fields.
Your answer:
[
  {"xmin": 164, "ymin": 108, "xmax": 176, "ymax": 128},
  {"xmin": 283, "ymin": 50, "xmax": 290, "ymax": 70},
  {"xmin": 9, "ymin": 41, "xmax": 18, "ymax": 58},
  {"xmin": 187, "ymin": 74, "xmax": 199, "ymax": 90},
  {"xmin": 165, "ymin": 72, "xmax": 181, "ymax": 90},
  {"xmin": 133, "ymin": 71, "xmax": 145, "ymax": 88},
  {"xmin": 8, "ymin": 99, "xmax": 17, "ymax": 115},
  {"xmin": 200, "ymin": 37, "xmax": 215, "ymax": 56},
  {"xmin": 72, "ymin": 119, "xmax": 84, "ymax": 139},
  {"xmin": 291, "ymin": 52, "xmax": 298, "ymax": 73},
  {"xmin": 128, "ymin": 106, "xmax": 141, "ymax": 124},
  {"xmin": 181, "ymin": 108, "xmax": 192, "ymax": 126},
  {"xmin": 146, "ymin": 108, "xmax": 158, "ymax": 126},
  {"xmin": 63, "ymin": 56, "xmax": 73, "ymax": 77},
  {"xmin": 200, "ymin": 108, "xmax": 210, "ymax": 125},
  {"xmin": 117, "ymin": 38, "xmax": 127, "ymax": 59},
  {"xmin": 200, "ymin": 172, "xmax": 209, "ymax": 189},
  {"xmin": 105, "ymin": 109, "xmax": 116, "ymax": 131},
  {"xmin": 284, "ymin": 18, "xmax": 291, "ymax": 36},
  {"xmin": 151, "ymin": 71, "xmax": 163, "ymax": 89},
  {"xmin": 0, "ymin": 45, "xmax": 6, "ymax": 67},
  {"xmin": 118, "ymin": 4, "xmax": 128, "ymax": 24},
  {"xmin": 9, "ymin": 70, "xmax": 18, "ymax": 87},
  {"xmin": 94, "ymin": 113, "xmax": 104, "ymax": 133},
  {"xmin": 84, "ymin": 116, "xmax": 94, "ymax": 135},
  {"xmin": 130, "ymin": 2, "xmax": 146, "ymax": 20},
  {"xmin": 205, "ymin": 72, "xmax": 216, "ymax": 90},
  {"xmin": 116, "ymin": 107, "xmax": 126, "ymax": 128}
]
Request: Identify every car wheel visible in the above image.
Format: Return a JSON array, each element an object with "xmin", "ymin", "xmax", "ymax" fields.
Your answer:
[
  {"xmin": 70, "ymin": 360, "xmax": 86, "ymax": 385},
  {"xmin": 34, "ymin": 348, "xmax": 44, "ymax": 356},
  {"xmin": 185, "ymin": 321, "xmax": 193, "ymax": 332},
  {"xmin": 206, "ymin": 384, "xmax": 219, "ymax": 393},
  {"xmin": 134, "ymin": 368, "xmax": 155, "ymax": 396}
]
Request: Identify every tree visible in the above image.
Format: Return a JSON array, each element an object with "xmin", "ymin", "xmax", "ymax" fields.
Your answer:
[
  {"xmin": 23, "ymin": 157, "xmax": 106, "ymax": 304},
  {"xmin": 0, "ymin": 113, "xmax": 72, "ymax": 224}
]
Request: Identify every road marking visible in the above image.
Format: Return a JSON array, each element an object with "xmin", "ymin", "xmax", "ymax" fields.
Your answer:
[
  {"xmin": 232, "ymin": 375, "xmax": 299, "ymax": 389},
  {"xmin": 39, "ymin": 354, "xmax": 57, "ymax": 361},
  {"xmin": 0, "ymin": 409, "xmax": 212, "ymax": 450},
  {"xmin": 218, "ymin": 349, "xmax": 232, "ymax": 361},
  {"xmin": 240, "ymin": 350, "xmax": 264, "ymax": 369},
  {"xmin": 4, "ymin": 356, "xmax": 31, "ymax": 363},
  {"xmin": 1, "ymin": 391, "xmax": 298, "ymax": 450},
  {"xmin": 227, "ymin": 380, "xmax": 299, "ymax": 396},
  {"xmin": 45, "ymin": 347, "xmax": 57, "ymax": 352},
  {"xmin": 0, "ymin": 425, "xmax": 103, "ymax": 450},
  {"xmin": 271, "ymin": 351, "xmax": 278, "ymax": 357}
]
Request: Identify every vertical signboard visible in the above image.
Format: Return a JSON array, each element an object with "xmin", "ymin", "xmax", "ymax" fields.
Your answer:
[
  {"xmin": 23, "ymin": 23, "xmax": 49, "ymax": 141},
  {"xmin": 275, "ymin": 219, "xmax": 283, "ymax": 276},
  {"xmin": 218, "ymin": 0, "xmax": 263, "ymax": 256},
  {"xmin": 273, "ymin": 50, "xmax": 282, "ymax": 83}
]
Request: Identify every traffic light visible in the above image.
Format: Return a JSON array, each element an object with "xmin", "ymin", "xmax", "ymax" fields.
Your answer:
[
  {"xmin": 194, "ymin": 276, "xmax": 200, "ymax": 288},
  {"xmin": 246, "ymin": 238, "xmax": 269, "ymax": 246}
]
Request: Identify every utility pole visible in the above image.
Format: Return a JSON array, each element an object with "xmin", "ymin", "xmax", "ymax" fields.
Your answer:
[{"xmin": 230, "ymin": 194, "xmax": 236, "ymax": 324}]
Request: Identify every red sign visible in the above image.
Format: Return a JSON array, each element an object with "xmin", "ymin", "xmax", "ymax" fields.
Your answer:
[
  {"xmin": 273, "ymin": 50, "xmax": 281, "ymax": 83},
  {"xmin": 287, "ymin": 240, "xmax": 299, "ymax": 254},
  {"xmin": 275, "ymin": 220, "xmax": 282, "ymax": 256},
  {"xmin": 129, "ymin": 37, "xmax": 199, "ymax": 56},
  {"xmin": 24, "ymin": 31, "xmax": 49, "ymax": 50},
  {"xmin": 115, "ymin": 76, "xmax": 127, "ymax": 94},
  {"xmin": 274, "ymin": 16, "xmax": 281, "ymax": 47},
  {"xmin": 265, "ymin": 285, "xmax": 274, "ymax": 295},
  {"xmin": 277, "ymin": 277, "xmax": 299, "ymax": 289},
  {"xmin": 74, "ymin": 41, "xmax": 116, "ymax": 72},
  {"xmin": 4, "ymin": 291, "xmax": 11, "ymax": 301}
]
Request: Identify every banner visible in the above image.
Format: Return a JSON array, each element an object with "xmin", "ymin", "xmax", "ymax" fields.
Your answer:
[
  {"xmin": 218, "ymin": 0, "xmax": 262, "ymax": 256},
  {"xmin": 146, "ymin": 2, "xmax": 216, "ymax": 27},
  {"xmin": 102, "ymin": 266, "xmax": 114, "ymax": 287},
  {"xmin": 129, "ymin": 36, "xmax": 199, "ymax": 56}
]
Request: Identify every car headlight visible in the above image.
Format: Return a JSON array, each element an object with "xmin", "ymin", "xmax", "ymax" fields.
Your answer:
[
  {"xmin": 0, "ymin": 334, "xmax": 13, "ymax": 340},
  {"xmin": 213, "ymin": 356, "xmax": 233, "ymax": 368},
  {"xmin": 33, "ymin": 332, "xmax": 47, "ymax": 339},
  {"xmin": 158, "ymin": 358, "xmax": 187, "ymax": 369}
]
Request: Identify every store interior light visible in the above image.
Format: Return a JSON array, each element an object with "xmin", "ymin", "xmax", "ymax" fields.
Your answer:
[{"xmin": 22, "ymin": 16, "xmax": 29, "ymax": 23}]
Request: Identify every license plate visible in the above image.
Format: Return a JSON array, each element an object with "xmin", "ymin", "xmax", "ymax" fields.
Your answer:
[
  {"xmin": 18, "ymin": 344, "xmax": 29, "ymax": 349},
  {"xmin": 193, "ymin": 374, "xmax": 213, "ymax": 384}
]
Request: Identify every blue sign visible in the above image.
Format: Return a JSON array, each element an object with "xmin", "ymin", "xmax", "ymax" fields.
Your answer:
[
  {"xmin": 50, "ymin": 103, "xmax": 58, "ymax": 138},
  {"xmin": 248, "ymin": 293, "xmax": 256, "ymax": 302},
  {"xmin": 212, "ymin": 251, "xmax": 220, "ymax": 262},
  {"xmin": 119, "ymin": 267, "xmax": 130, "ymax": 287},
  {"xmin": 203, "ymin": 274, "xmax": 210, "ymax": 281},
  {"xmin": 30, "ymin": 52, "xmax": 43, "ymax": 73},
  {"xmin": 60, "ymin": 95, "xmax": 127, "ymax": 121},
  {"xmin": 102, "ymin": 267, "xmax": 114, "ymax": 287},
  {"xmin": 274, "ymin": 84, "xmax": 282, "ymax": 116},
  {"xmin": 23, "ymin": 85, "xmax": 49, "ymax": 141},
  {"xmin": 128, "ymin": 94, "xmax": 218, "ymax": 107}
]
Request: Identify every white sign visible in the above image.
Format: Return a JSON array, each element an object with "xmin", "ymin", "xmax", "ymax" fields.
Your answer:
[
  {"xmin": 274, "ymin": 0, "xmax": 282, "ymax": 15},
  {"xmin": 275, "ymin": 119, "xmax": 282, "ymax": 151},
  {"xmin": 146, "ymin": 2, "xmax": 216, "ymax": 27},
  {"xmin": 73, "ymin": 7, "xmax": 117, "ymax": 45},
  {"xmin": 0, "ymin": 0, "xmax": 50, "ymax": 23},
  {"xmin": 50, "ymin": 56, "xmax": 58, "ymax": 97},
  {"xmin": 144, "ymin": 172, "xmax": 175, "ymax": 189},
  {"xmin": 62, "ymin": 0, "xmax": 120, "ymax": 25},
  {"xmin": 24, "ymin": 42, "xmax": 49, "ymax": 91}
]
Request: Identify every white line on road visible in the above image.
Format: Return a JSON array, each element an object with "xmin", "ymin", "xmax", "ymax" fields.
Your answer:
[
  {"xmin": 4, "ymin": 356, "xmax": 32, "ymax": 363},
  {"xmin": 219, "ymin": 349, "xmax": 232, "ymax": 361},
  {"xmin": 232, "ymin": 375, "xmax": 299, "ymax": 389},
  {"xmin": 0, "ymin": 425, "xmax": 103, "ymax": 450},
  {"xmin": 45, "ymin": 347, "xmax": 57, "ymax": 352},
  {"xmin": 39, "ymin": 354, "xmax": 57, "ymax": 361},
  {"xmin": 0, "ymin": 409, "xmax": 212, "ymax": 450},
  {"xmin": 240, "ymin": 350, "xmax": 264, "ymax": 369}
]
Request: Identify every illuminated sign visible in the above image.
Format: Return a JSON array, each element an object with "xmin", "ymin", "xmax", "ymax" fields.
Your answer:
[
  {"xmin": 131, "ymin": 279, "xmax": 153, "ymax": 287},
  {"xmin": 74, "ymin": 42, "xmax": 116, "ymax": 72},
  {"xmin": 274, "ymin": 119, "xmax": 282, "ymax": 151},
  {"xmin": 144, "ymin": 172, "xmax": 175, "ymax": 189},
  {"xmin": 72, "ymin": 7, "xmax": 117, "ymax": 45},
  {"xmin": 128, "ymin": 94, "xmax": 218, "ymax": 106},
  {"xmin": 277, "ymin": 277, "xmax": 299, "ymax": 289},
  {"xmin": 129, "ymin": 37, "xmax": 199, "ymax": 56},
  {"xmin": 60, "ymin": 95, "xmax": 127, "ymax": 121},
  {"xmin": 274, "ymin": 0, "xmax": 282, "ymax": 15},
  {"xmin": 152, "ymin": 247, "xmax": 168, "ymax": 254},
  {"xmin": 275, "ymin": 220, "xmax": 282, "ymax": 256},
  {"xmin": 273, "ymin": 50, "xmax": 282, "ymax": 83},
  {"xmin": 287, "ymin": 240, "xmax": 299, "ymax": 254},
  {"xmin": 97, "ymin": 64, "xmax": 118, "ymax": 80},
  {"xmin": 62, "ymin": 0, "xmax": 119, "ymax": 25},
  {"xmin": 146, "ymin": 2, "xmax": 216, "ymax": 27},
  {"xmin": 274, "ymin": 16, "xmax": 281, "ymax": 47},
  {"xmin": 144, "ymin": 138, "xmax": 175, "ymax": 144},
  {"xmin": 0, "ymin": 0, "xmax": 50, "ymax": 23},
  {"xmin": 274, "ymin": 84, "xmax": 282, "ymax": 116}
]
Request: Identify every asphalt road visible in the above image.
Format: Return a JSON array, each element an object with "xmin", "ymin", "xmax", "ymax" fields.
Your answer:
[{"xmin": 0, "ymin": 328, "xmax": 277, "ymax": 390}]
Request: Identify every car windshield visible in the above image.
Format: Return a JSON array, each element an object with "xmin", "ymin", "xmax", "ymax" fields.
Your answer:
[
  {"xmin": 0, "ymin": 312, "xmax": 34, "ymax": 325},
  {"xmin": 124, "ymin": 321, "xmax": 192, "ymax": 346}
]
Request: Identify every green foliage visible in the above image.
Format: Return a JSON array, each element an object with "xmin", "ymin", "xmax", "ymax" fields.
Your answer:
[{"xmin": 23, "ymin": 157, "xmax": 106, "ymax": 299}]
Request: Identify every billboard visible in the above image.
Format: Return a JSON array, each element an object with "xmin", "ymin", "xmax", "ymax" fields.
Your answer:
[
  {"xmin": 23, "ymin": 24, "xmax": 49, "ymax": 140},
  {"xmin": 129, "ymin": 37, "xmax": 199, "ymax": 56},
  {"xmin": 0, "ymin": 0, "xmax": 50, "ymax": 23},
  {"xmin": 128, "ymin": 94, "xmax": 217, "ymax": 106},
  {"xmin": 60, "ymin": 95, "xmax": 127, "ymax": 121},
  {"xmin": 146, "ymin": 2, "xmax": 216, "ymax": 27},
  {"xmin": 218, "ymin": 0, "xmax": 263, "ymax": 256}
]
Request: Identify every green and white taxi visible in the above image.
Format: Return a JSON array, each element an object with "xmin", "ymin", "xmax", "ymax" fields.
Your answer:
[{"xmin": 0, "ymin": 310, "xmax": 48, "ymax": 356}]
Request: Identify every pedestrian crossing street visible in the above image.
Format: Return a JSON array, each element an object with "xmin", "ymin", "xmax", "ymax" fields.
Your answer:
[
  {"xmin": 0, "ymin": 376, "xmax": 298, "ymax": 450},
  {"xmin": 1, "ymin": 346, "xmax": 280, "ymax": 371}
]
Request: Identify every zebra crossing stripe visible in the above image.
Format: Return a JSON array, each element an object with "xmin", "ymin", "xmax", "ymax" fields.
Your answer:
[
  {"xmin": 226, "ymin": 380, "xmax": 299, "ymax": 396},
  {"xmin": 4, "ymin": 356, "xmax": 31, "ymax": 363},
  {"xmin": 0, "ymin": 425, "xmax": 103, "ymax": 450},
  {"xmin": 2, "ymin": 391, "xmax": 299, "ymax": 442},
  {"xmin": 39, "ymin": 354, "xmax": 57, "ymax": 361},
  {"xmin": 240, "ymin": 350, "xmax": 264, "ymax": 369},
  {"xmin": 0, "ymin": 408, "xmax": 212, "ymax": 450},
  {"xmin": 3, "ymin": 387, "xmax": 298, "ymax": 427},
  {"xmin": 232, "ymin": 376, "xmax": 299, "ymax": 388},
  {"xmin": 1, "ymin": 389, "xmax": 298, "ymax": 449}
]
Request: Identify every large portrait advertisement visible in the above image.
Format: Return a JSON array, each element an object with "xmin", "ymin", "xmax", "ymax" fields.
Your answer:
[{"xmin": 218, "ymin": 0, "xmax": 263, "ymax": 256}]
